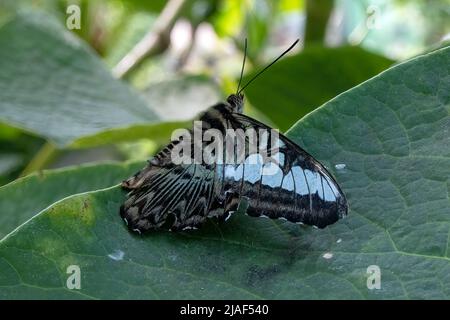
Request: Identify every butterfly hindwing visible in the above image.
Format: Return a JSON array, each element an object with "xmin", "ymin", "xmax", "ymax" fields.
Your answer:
[{"xmin": 223, "ymin": 112, "xmax": 348, "ymax": 228}]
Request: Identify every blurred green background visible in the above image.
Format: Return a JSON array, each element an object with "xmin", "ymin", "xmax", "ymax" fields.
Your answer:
[{"xmin": 0, "ymin": 0, "xmax": 449, "ymax": 186}]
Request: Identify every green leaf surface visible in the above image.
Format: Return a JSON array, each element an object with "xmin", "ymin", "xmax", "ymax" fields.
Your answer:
[
  {"xmin": 0, "ymin": 161, "xmax": 143, "ymax": 240},
  {"xmin": 0, "ymin": 46, "xmax": 449, "ymax": 299},
  {"xmin": 243, "ymin": 46, "xmax": 394, "ymax": 131},
  {"xmin": 0, "ymin": 12, "xmax": 165, "ymax": 148}
]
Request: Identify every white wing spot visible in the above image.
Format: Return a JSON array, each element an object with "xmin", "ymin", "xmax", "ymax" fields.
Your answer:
[
  {"xmin": 304, "ymin": 169, "xmax": 319, "ymax": 195},
  {"xmin": 182, "ymin": 226, "xmax": 198, "ymax": 231},
  {"xmin": 281, "ymin": 170, "xmax": 295, "ymax": 192},
  {"xmin": 322, "ymin": 252, "xmax": 333, "ymax": 259},
  {"xmin": 108, "ymin": 250, "xmax": 125, "ymax": 261}
]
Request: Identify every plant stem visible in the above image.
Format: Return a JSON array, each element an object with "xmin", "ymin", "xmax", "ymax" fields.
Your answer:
[
  {"xmin": 20, "ymin": 142, "xmax": 58, "ymax": 177},
  {"xmin": 304, "ymin": 0, "xmax": 334, "ymax": 46},
  {"xmin": 112, "ymin": 0, "xmax": 187, "ymax": 79}
]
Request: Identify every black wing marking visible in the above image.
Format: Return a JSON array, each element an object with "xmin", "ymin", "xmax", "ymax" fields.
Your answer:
[{"xmin": 224, "ymin": 112, "xmax": 348, "ymax": 228}]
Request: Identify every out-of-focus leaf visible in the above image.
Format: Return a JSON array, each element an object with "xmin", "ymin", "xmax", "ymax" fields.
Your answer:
[
  {"xmin": 213, "ymin": 0, "xmax": 277, "ymax": 62},
  {"xmin": 73, "ymin": 75, "xmax": 222, "ymax": 148},
  {"xmin": 246, "ymin": 1, "xmax": 274, "ymax": 62},
  {"xmin": 0, "ymin": 12, "xmax": 172, "ymax": 148},
  {"xmin": 0, "ymin": 154, "xmax": 22, "ymax": 176},
  {"xmin": 70, "ymin": 122, "xmax": 188, "ymax": 149},
  {"xmin": 243, "ymin": 46, "xmax": 393, "ymax": 131},
  {"xmin": 213, "ymin": 0, "xmax": 244, "ymax": 37},
  {"xmin": 142, "ymin": 76, "xmax": 223, "ymax": 121},
  {"xmin": 121, "ymin": 0, "xmax": 172, "ymax": 13},
  {"xmin": 123, "ymin": 0, "xmax": 220, "ymax": 24},
  {"xmin": 304, "ymin": 0, "xmax": 334, "ymax": 45},
  {"xmin": 0, "ymin": 124, "xmax": 45, "ymax": 185}
]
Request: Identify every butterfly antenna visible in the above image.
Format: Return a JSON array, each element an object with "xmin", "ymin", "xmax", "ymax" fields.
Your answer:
[
  {"xmin": 236, "ymin": 38, "xmax": 248, "ymax": 94},
  {"xmin": 237, "ymin": 39, "xmax": 299, "ymax": 95}
]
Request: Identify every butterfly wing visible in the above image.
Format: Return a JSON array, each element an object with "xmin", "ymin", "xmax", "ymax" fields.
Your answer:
[
  {"xmin": 120, "ymin": 102, "xmax": 347, "ymax": 233},
  {"xmin": 224, "ymin": 112, "xmax": 348, "ymax": 228},
  {"xmin": 120, "ymin": 105, "xmax": 230, "ymax": 232}
]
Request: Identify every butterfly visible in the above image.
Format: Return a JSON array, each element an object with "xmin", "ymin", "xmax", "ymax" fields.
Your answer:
[{"xmin": 120, "ymin": 39, "xmax": 348, "ymax": 233}]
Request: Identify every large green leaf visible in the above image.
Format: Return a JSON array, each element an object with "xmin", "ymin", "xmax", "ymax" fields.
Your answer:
[
  {"xmin": 0, "ymin": 161, "xmax": 143, "ymax": 240},
  {"xmin": 72, "ymin": 74, "xmax": 223, "ymax": 148},
  {"xmin": 142, "ymin": 76, "xmax": 223, "ymax": 121},
  {"xmin": 243, "ymin": 46, "xmax": 394, "ymax": 131},
  {"xmin": 0, "ymin": 46, "xmax": 449, "ymax": 299},
  {"xmin": 0, "ymin": 12, "xmax": 171, "ymax": 148}
]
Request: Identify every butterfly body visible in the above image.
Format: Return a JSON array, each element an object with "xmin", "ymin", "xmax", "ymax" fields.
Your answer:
[{"xmin": 120, "ymin": 94, "xmax": 348, "ymax": 233}]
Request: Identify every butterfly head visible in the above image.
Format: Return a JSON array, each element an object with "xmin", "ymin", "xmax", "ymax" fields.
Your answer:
[{"xmin": 227, "ymin": 94, "xmax": 244, "ymax": 113}]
